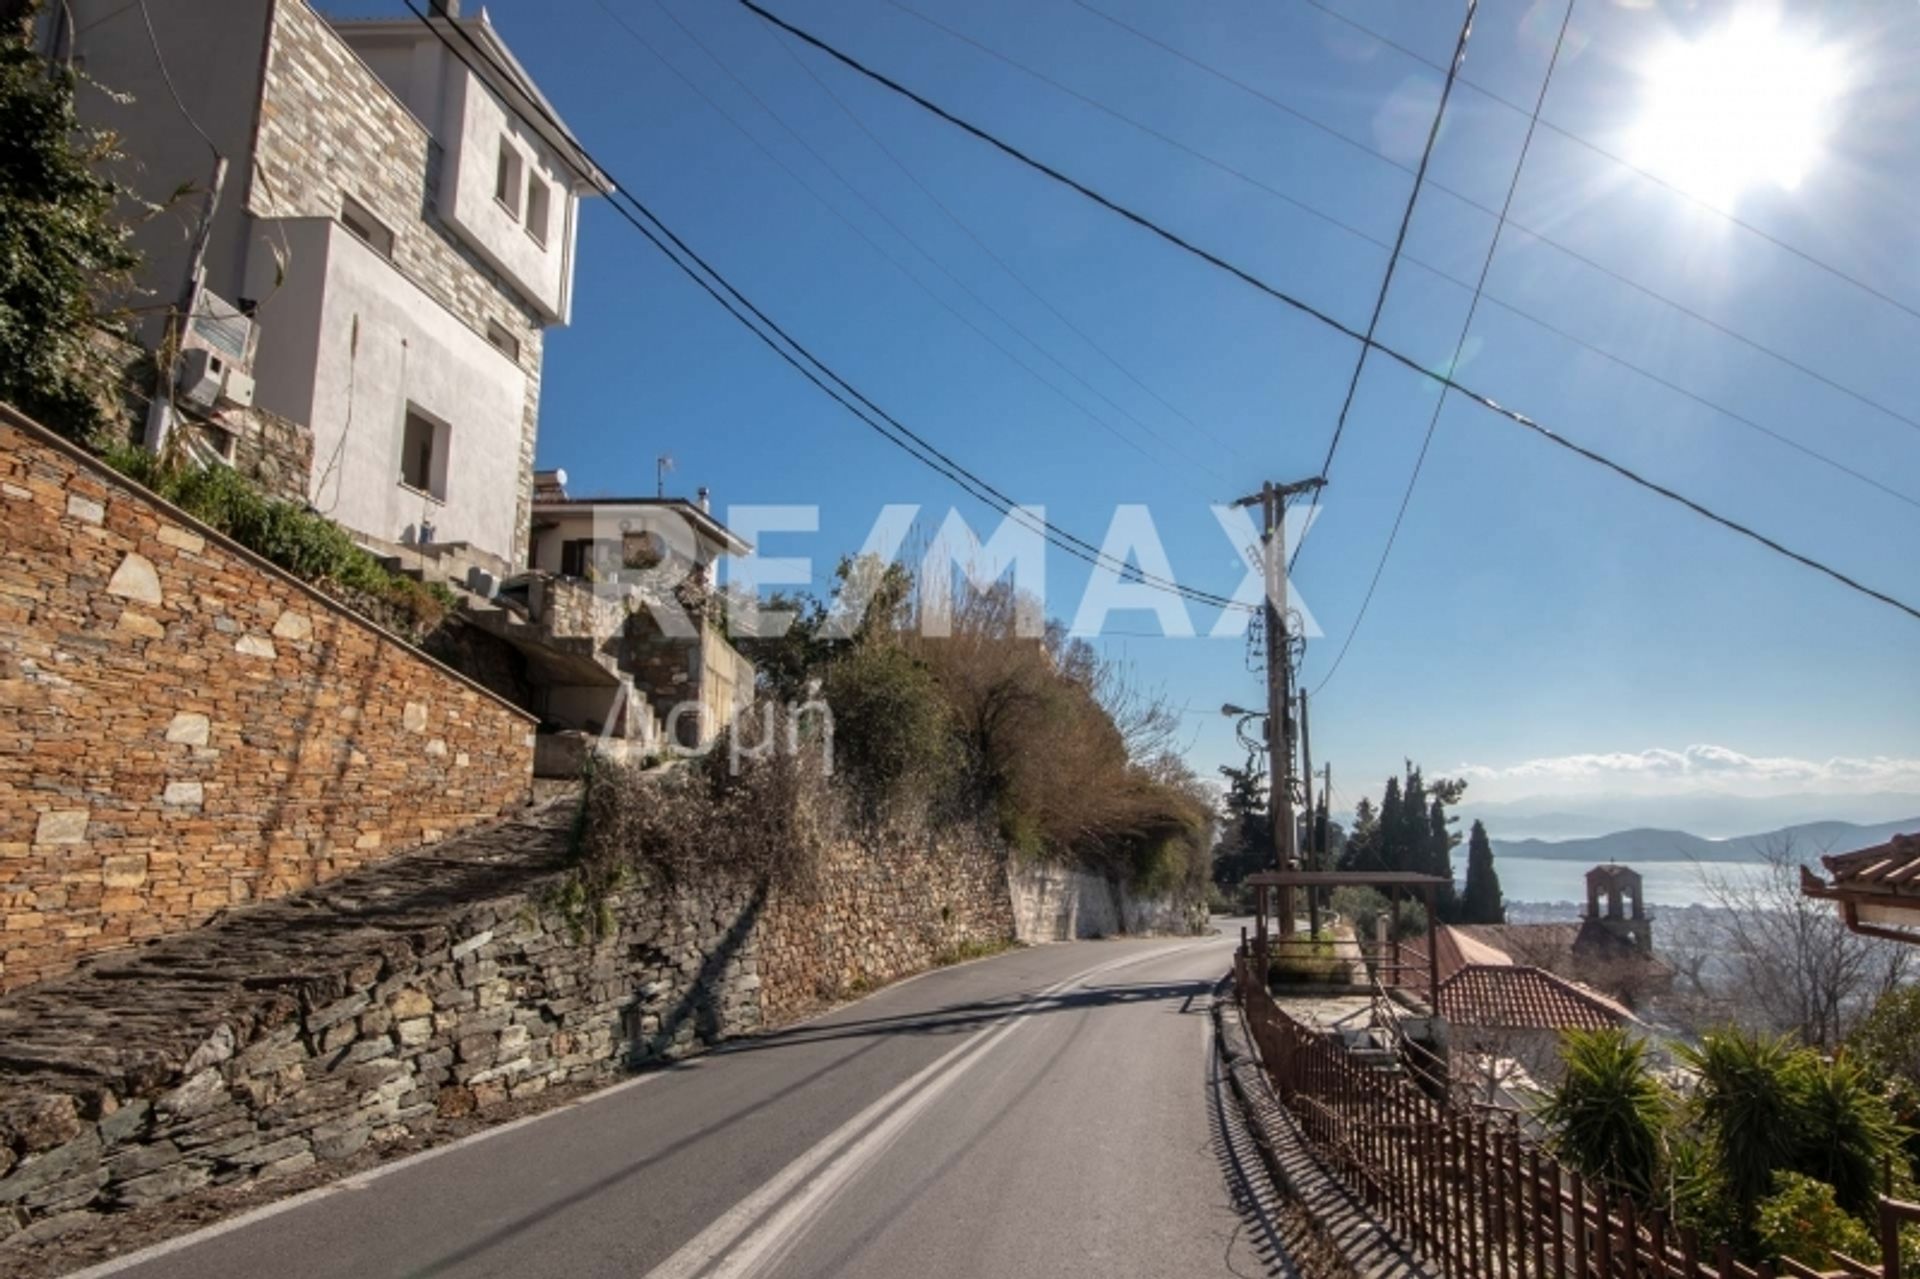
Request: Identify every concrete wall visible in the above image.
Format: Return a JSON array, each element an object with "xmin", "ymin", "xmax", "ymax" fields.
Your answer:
[
  {"xmin": 250, "ymin": 219, "xmax": 528, "ymax": 561},
  {"xmin": 1008, "ymin": 861, "xmax": 1207, "ymax": 943},
  {"xmin": 0, "ymin": 406, "xmax": 536, "ymax": 994},
  {"xmin": 436, "ymin": 58, "xmax": 580, "ymax": 324}
]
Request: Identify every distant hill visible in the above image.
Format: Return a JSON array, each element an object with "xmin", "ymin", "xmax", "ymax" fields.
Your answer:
[{"xmin": 1489, "ymin": 817, "xmax": 1920, "ymax": 864}]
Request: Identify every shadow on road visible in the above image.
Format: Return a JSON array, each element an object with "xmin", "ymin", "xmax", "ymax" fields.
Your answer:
[{"xmin": 705, "ymin": 978, "xmax": 1222, "ymax": 1060}]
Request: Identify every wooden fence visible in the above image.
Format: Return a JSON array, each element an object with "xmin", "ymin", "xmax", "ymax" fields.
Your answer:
[{"xmin": 1233, "ymin": 953, "xmax": 1918, "ymax": 1279}]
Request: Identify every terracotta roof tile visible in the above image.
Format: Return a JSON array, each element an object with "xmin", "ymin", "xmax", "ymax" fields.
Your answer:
[{"xmin": 1438, "ymin": 964, "xmax": 1631, "ymax": 1031}]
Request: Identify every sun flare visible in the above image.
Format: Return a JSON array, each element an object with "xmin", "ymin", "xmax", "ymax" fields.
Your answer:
[{"xmin": 1628, "ymin": 8, "xmax": 1844, "ymax": 208}]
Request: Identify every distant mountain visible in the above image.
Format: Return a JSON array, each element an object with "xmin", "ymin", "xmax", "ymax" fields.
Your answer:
[
  {"xmin": 1489, "ymin": 816, "xmax": 1920, "ymax": 865},
  {"xmin": 1461, "ymin": 791, "xmax": 1920, "ymax": 840}
]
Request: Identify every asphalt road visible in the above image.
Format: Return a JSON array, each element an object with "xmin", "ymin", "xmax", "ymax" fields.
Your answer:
[{"xmin": 81, "ymin": 922, "xmax": 1285, "ymax": 1279}]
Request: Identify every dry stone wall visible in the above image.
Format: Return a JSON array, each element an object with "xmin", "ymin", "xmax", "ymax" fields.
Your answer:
[
  {"xmin": 0, "ymin": 798, "xmax": 1023, "ymax": 1239},
  {"xmin": 0, "ymin": 408, "xmax": 535, "ymax": 993},
  {"xmin": 758, "ymin": 822, "xmax": 1017, "ymax": 1025},
  {"xmin": 0, "ymin": 802, "xmax": 763, "ymax": 1241}
]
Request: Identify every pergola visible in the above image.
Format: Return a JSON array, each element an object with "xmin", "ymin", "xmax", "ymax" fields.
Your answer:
[
  {"xmin": 1802, "ymin": 834, "xmax": 1920, "ymax": 945},
  {"xmin": 1243, "ymin": 869, "xmax": 1450, "ymax": 1009}
]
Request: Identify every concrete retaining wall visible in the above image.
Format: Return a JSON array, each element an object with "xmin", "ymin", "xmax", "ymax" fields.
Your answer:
[{"xmin": 1008, "ymin": 861, "xmax": 1206, "ymax": 942}]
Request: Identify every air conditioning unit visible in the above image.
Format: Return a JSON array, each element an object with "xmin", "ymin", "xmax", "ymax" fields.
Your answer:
[
  {"xmin": 176, "ymin": 348, "xmax": 228, "ymax": 412},
  {"xmin": 183, "ymin": 291, "xmax": 257, "ymax": 371}
]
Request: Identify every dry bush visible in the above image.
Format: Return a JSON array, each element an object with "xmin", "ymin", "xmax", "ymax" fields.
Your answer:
[{"xmin": 571, "ymin": 705, "xmax": 838, "ymax": 927}]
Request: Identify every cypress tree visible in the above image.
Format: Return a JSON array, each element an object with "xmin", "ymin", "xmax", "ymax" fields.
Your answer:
[
  {"xmin": 1461, "ymin": 819, "xmax": 1505, "ymax": 924},
  {"xmin": 1378, "ymin": 776, "xmax": 1405, "ymax": 871}
]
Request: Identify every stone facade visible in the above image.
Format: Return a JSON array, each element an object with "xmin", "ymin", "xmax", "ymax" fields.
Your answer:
[
  {"xmin": 0, "ymin": 407, "xmax": 535, "ymax": 994},
  {"xmin": 248, "ymin": 0, "xmax": 546, "ymax": 565},
  {"xmin": 758, "ymin": 822, "xmax": 1018, "ymax": 1025}
]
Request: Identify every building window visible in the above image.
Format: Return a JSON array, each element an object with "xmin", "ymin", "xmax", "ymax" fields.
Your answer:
[
  {"xmin": 560, "ymin": 538, "xmax": 593, "ymax": 579},
  {"xmin": 495, "ymin": 139, "xmax": 523, "ymax": 220},
  {"xmin": 486, "ymin": 319, "xmax": 520, "ymax": 362},
  {"xmin": 525, "ymin": 173, "xmax": 551, "ymax": 248},
  {"xmin": 340, "ymin": 196, "xmax": 394, "ymax": 258},
  {"xmin": 399, "ymin": 407, "xmax": 450, "ymax": 501}
]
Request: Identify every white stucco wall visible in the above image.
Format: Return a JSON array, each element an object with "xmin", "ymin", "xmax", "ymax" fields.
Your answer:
[
  {"xmin": 438, "ymin": 64, "xmax": 578, "ymax": 325},
  {"xmin": 1007, "ymin": 861, "xmax": 1205, "ymax": 943},
  {"xmin": 247, "ymin": 218, "xmax": 527, "ymax": 563}
]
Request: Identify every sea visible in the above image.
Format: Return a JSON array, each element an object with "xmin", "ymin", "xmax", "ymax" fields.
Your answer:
[{"xmin": 1459, "ymin": 856, "xmax": 1775, "ymax": 908}]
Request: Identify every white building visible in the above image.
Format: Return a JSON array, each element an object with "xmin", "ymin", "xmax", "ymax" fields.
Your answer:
[{"xmin": 46, "ymin": 0, "xmax": 609, "ymax": 569}]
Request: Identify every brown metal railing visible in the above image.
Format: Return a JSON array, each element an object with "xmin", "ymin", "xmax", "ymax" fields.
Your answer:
[{"xmin": 1232, "ymin": 952, "xmax": 1912, "ymax": 1279}]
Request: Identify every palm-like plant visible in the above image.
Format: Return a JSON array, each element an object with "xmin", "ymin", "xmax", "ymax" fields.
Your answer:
[
  {"xmin": 1537, "ymin": 1027, "xmax": 1670, "ymax": 1205},
  {"xmin": 1677, "ymin": 1030, "xmax": 1805, "ymax": 1225},
  {"xmin": 1795, "ymin": 1053, "xmax": 1904, "ymax": 1216}
]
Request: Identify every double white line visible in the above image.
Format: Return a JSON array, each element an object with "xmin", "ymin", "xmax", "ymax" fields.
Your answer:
[{"xmin": 642, "ymin": 939, "xmax": 1212, "ymax": 1279}]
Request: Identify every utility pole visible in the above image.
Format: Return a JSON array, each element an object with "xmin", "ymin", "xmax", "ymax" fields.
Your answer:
[
  {"xmin": 1299, "ymin": 689, "xmax": 1313, "ymax": 867},
  {"xmin": 1233, "ymin": 475, "xmax": 1325, "ymax": 934}
]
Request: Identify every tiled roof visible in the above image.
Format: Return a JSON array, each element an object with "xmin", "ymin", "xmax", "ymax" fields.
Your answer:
[
  {"xmin": 1821, "ymin": 834, "xmax": 1920, "ymax": 896},
  {"xmin": 1435, "ymin": 923, "xmax": 1580, "ymax": 984},
  {"xmin": 1437, "ymin": 964, "xmax": 1631, "ymax": 1031}
]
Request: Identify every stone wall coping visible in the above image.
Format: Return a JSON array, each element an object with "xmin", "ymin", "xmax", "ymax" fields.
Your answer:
[{"xmin": 0, "ymin": 400, "xmax": 537, "ymax": 725}]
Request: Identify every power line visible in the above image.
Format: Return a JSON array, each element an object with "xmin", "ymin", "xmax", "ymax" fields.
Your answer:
[
  {"xmin": 737, "ymin": 0, "xmax": 1920, "ymax": 627},
  {"xmin": 1314, "ymin": 0, "xmax": 1576, "ymax": 696},
  {"xmin": 758, "ymin": 12, "xmax": 1259, "ymax": 471},
  {"xmin": 1303, "ymin": 0, "xmax": 1476, "ymax": 569},
  {"xmin": 1061, "ymin": 0, "xmax": 1920, "ymax": 509},
  {"xmin": 133, "ymin": 0, "xmax": 218, "ymax": 158},
  {"xmin": 1062, "ymin": 0, "xmax": 1920, "ymax": 465},
  {"xmin": 403, "ymin": 1, "xmax": 1252, "ymax": 614},
  {"xmin": 881, "ymin": 0, "xmax": 1410, "ymax": 259},
  {"xmin": 1051, "ymin": 0, "xmax": 1920, "ymax": 451},
  {"xmin": 591, "ymin": 0, "xmax": 1215, "ymax": 490},
  {"xmin": 1294, "ymin": 0, "xmax": 1920, "ymax": 333}
]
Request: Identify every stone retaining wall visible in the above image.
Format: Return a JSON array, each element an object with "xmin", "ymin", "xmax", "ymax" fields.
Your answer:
[
  {"xmin": 0, "ymin": 794, "xmax": 1024, "ymax": 1240},
  {"xmin": 0, "ymin": 407, "xmax": 535, "ymax": 993},
  {"xmin": 0, "ymin": 802, "xmax": 763, "ymax": 1240},
  {"xmin": 759, "ymin": 823, "xmax": 1017, "ymax": 1025}
]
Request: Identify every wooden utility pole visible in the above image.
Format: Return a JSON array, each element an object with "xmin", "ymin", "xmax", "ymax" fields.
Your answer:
[
  {"xmin": 1234, "ymin": 476, "xmax": 1325, "ymax": 933},
  {"xmin": 1299, "ymin": 689, "xmax": 1313, "ymax": 867}
]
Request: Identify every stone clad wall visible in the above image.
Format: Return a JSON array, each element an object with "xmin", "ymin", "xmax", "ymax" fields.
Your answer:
[
  {"xmin": 758, "ymin": 823, "xmax": 1017, "ymax": 1025},
  {"xmin": 0, "ymin": 408, "xmax": 535, "ymax": 994}
]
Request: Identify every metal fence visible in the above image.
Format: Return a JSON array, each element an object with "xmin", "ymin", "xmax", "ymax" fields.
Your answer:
[{"xmin": 1233, "ymin": 953, "xmax": 1918, "ymax": 1279}]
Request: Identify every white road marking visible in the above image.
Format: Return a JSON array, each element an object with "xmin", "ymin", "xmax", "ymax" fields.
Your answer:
[
  {"xmin": 62, "ymin": 935, "xmax": 1224, "ymax": 1279},
  {"xmin": 643, "ymin": 938, "xmax": 1219, "ymax": 1279}
]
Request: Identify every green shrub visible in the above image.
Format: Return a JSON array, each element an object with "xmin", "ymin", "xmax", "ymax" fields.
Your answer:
[
  {"xmin": 1267, "ymin": 932, "xmax": 1349, "ymax": 985},
  {"xmin": 0, "ymin": 24, "xmax": 141, "ymax": 443},
  {"xmin": 1537, "ymin": 1027, "xmax": 1670, "ymax": 1205},
  {"xmin": 818, "ymin": 640, "xmax": 958, "ymax": 819},
  {"xmin": 1755, "ymin": 1173, "xmax": 1876, "ymax": 1267},
  {"xmin": 98, "ymin": 448, "xmax": 448, "ymax": 638}
]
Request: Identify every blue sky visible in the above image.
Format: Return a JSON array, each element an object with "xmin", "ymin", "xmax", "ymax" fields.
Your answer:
[{"xmin": 373, "ymin": 0, "xmax": 1920, "ymax": 820}]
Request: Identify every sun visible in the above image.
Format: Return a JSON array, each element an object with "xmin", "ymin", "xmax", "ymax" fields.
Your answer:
[{"xmin": 1628, "ymin": 8, "xmax": 1844, "ymax": 209}]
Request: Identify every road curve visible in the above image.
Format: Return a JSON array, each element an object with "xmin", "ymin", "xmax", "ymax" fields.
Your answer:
[{"xmin": 79, "ymin": 922, "xmax": 1283, "ymax": 1279}]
